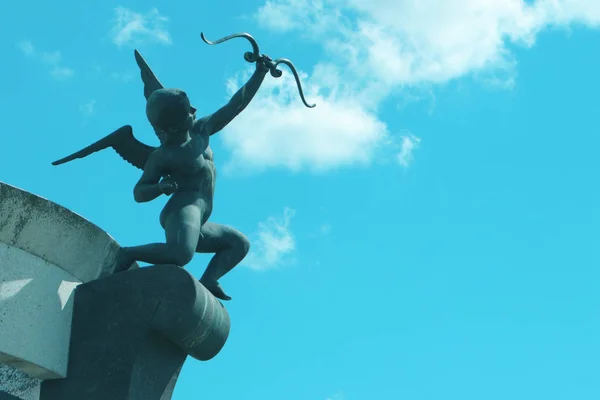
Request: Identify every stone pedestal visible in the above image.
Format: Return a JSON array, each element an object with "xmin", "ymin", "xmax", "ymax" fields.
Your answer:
[
  {"xmin": 0, "ymin": 181, "xmax": 121, "ymax": 399},
  {"xmin": 40, "ymin": 265, "xmax": 230, "ymax": 400},
  {"xmin": 0, "ymin": 366, "xmax": 40, "ymax": 400},
  {"xmin": 0, "ymin": 182, "xmax": 231, "ymax": 399}
]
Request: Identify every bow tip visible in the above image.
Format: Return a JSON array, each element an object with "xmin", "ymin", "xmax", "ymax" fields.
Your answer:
[{"xmin": 200, "ymin": 32, "xmax": 210, "ymax": 45}]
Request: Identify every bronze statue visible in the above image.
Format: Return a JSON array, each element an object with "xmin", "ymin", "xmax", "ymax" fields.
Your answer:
[{"xmin": 52, "ymin": 32, "xmax": 315, "ymax": 301}]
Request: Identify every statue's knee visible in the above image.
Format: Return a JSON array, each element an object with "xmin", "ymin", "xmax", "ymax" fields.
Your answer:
[
  {"xmin": 238, "ymin": 234, "xmax": 250, "ymax": 256},
  {"xmin": 170, "ymin": 245, "xmax": 195, "ymax": 266}
]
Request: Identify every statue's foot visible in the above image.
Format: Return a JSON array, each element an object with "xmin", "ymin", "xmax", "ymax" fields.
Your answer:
[
  {"xmin": 114, "ymin": 248, "xmax": 134, "ymax": 273},
  {"xmin": 199, "ymin": 278, "xmax": 232, "ymax": 301}
]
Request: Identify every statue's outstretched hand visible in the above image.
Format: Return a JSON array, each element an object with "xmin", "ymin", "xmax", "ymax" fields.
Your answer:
[
  {"xmin": 159, "ymin": 175, "xmax": 179, "ymax": 196},
  {"xmin": 256, "ymin": 54, "xmax": 271, "ymax": 73}
]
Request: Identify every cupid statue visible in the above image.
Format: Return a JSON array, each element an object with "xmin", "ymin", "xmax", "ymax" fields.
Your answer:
[{"xmin": 52, "ymin": 32, "xmax": 315, "ymax": 300}]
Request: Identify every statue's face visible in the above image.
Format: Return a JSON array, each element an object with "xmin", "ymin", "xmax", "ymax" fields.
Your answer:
[{"xmin": 146, "ymin": 89, "xmax": 191, "ymax": 133}]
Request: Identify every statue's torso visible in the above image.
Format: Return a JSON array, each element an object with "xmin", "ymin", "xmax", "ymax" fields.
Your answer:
[{"xmin": 158, "ymin": 133, "xmax": 216, "ymax": 226}]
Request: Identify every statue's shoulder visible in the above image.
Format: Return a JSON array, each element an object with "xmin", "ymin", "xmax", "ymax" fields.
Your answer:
[
  {"xmin": 191, "ymin": 116, "xmax": 209, "ymax": 136},
  {"xmin": 147, "ymin": 145, "xmax": 169, "ymax": 167}
]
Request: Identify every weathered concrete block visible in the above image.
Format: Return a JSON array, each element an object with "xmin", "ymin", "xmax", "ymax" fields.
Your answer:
[
  {"xmin": 0, "ymin": 365, "xmax": 40, "ymax": 400},
  {"xmin": 0, "ymin": 182, "xmax": 121, "ymax": 282},
  {"xmin": 0, "ymin": 182, "xmax": 125, "ymax": 379},
  {"xmin": 0, "ymin": 243, "xmax": 79, "ymax": 379}
]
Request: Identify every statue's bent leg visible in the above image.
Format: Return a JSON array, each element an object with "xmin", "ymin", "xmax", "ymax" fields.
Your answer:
[
  {"xmin": 116, "ymin": 205, "xmax": 202, "ymax": 270},
  {"xmin": 196, "ymin": 222, "xmax": 250, "ymax": 300}
]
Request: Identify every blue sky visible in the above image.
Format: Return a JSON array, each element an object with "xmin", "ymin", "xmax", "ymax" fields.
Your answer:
[{"xmin": 2, "ymin": 1, "xmax": 600, "ymax": 399}]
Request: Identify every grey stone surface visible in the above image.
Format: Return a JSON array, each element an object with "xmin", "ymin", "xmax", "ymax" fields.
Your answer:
[
  {"xmin": 0, "ymin": 243, "xmax": 79, "ymax": 379},
  {"xmin": 0, "ymin": 181, "xmax": 132, "ymax": 379},
  {"xmin": 0, "ymin": 392, "xmax": 21, "ymax": 400},
  {"xmin": 0, "ymin": 365, "xmax": 40, "ymax": 400},
  {"xmin": 40, "ymin": 265, "xmax": 230, "ymax": 400},
  {"xmin": 0, "ymin": 182, "xmax": 123, "ymax": 282}
]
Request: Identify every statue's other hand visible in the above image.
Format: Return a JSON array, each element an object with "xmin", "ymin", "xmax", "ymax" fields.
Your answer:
[{"xmin": 159, "ymin": 175, "xmax": 179, "ymax": 196}]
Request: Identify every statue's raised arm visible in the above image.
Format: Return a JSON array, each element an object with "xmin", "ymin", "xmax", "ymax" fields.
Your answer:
[
  {"xmin": 200, "ymin": 32, "xmax": 316, "ymax": 105},
  {"xmin": 195, "ymin": 32, "xmax": 316, "ymax": 136},
  {"xmin": 196, "ymin": 54, "xmax": 270, "ymax": 136}
]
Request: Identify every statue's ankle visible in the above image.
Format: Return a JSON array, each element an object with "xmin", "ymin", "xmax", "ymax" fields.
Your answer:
[{"xmin": 199, "ymin": 275, "xmax": 216, "ymax": 285}]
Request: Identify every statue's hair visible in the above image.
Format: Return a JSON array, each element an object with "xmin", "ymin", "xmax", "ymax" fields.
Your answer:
[{"xmin": 146, "ymin": 89, "xmax": 191, "ymax": 132}]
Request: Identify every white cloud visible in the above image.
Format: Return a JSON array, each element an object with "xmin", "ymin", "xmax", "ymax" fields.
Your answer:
[
  {"xmin": 326, "ymin": 391, "xmax": 345, "ymax": 400},
  {"xmin": 398, "ymin": 135, "xmax": 420, "ymax": 167},
  {"xmin": 41, "ymin": 51, "xmax": 61, "ymax": 65},
  {"xmin": 257, "ymin": 0, "xmax": 600, "ymax": 86},
  {"xmin": 49, "ymin": 65, "xmax": 74, "ymax": 80},
  {"xmin": 16, "ymin": 41, "xmax": 74, "ymax": 80},
  {"xmin": 41, "ymin": 51, "xmax": 74, "ymax": 79},
  {"xmin": 221, "ymin": 64, "xmax": 389, "ymax": 173},
  {"xmin": 111, "ymin": 7, "xmax": 171, "ymax": 47},
  {"xmin": 239, "ymin": 0, "xmax": 600, "ymax": 171},
  {"xmin": 256, "ymin": 0, "xmax": 347, "ymax": 36},
  {"xmin": 244, "ymin": 208, "xmax": 296, "ymax": 271},
  {"xmin": 16, "ymin": 40, "xmax": 34, "ymax": 56}
]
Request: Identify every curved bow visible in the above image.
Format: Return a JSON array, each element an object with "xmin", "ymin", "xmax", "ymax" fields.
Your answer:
[
  {"xmin": 200, "ymin": 32, "xmax": 261, "ymax": 63},
  {"xmin": 200, "ymin": 32, "xmax": 316, "ymax": 108}
]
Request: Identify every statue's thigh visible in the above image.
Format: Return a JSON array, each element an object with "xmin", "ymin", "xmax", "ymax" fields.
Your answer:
[
  {"xmin": 164, "ymin": 204, "xmax": 202, "ymax": 250},
  {"xmin": 196, "ymin": 222, "xmax": 247, "ymax": 253}
]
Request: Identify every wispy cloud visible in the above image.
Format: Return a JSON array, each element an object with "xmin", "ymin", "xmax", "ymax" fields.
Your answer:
[
  {"xmin": 224, "ymin": 0, "xmax": 600, "ymax": 172},
  {"xmin": 326, "ymin": 391, "xmax": 345, "ymax": 400},
  {"xmin": 42, "ymin": 51, "xmax": 74, "ymax": 80},
  {"xmin": 111, "ymin": 7, "xmax": 171, "ymax": 47},
  {"xmin": 90, "ymin": 64, "xmax": 135, "ymax": 83},
  {"xmin": 78, "ymin": 100, "xmax": 96, "ymax": 127},
  {"xmin": 110, "ymin": 71, "xmax": 135, "ymax": 82},
  {"xmin": 17, "ymin": 40, "xmax": 34, "ymax": 57},
  {"xmin": 17, "ymin": 40, "xmax": 74, "ymax": 80},
  {"xmin": 79, "ymin": 100, "xmax": 96, "ymax": 117},
  {"xmin": 398, "ymin": 135, "xmax": 421, "ymax": 168},
  {"xmin": 244, "ymin": 208, "xmax": 296, "ymax": 271}
]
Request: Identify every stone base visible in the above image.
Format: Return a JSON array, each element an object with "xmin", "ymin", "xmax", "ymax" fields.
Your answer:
[
  {"xmin": 39, "ymin": 265, "xmax": 230, "ymax": 400},
  {"xmin": 0, "ymin": 365, "xmax": 41, "ymax": 400},
  {"xmin": 0, "ymin": 181, "xmax": 125, "ymax": 379}
]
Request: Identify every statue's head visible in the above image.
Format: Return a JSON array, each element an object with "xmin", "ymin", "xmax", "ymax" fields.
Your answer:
[{"xmin": 146, "ymin": 88, "xmax": 194, "ymax": 136}]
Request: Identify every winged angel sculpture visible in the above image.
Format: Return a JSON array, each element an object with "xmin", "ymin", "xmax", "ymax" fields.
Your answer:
[{"xmin": 52, "ymin": 32, "xmax": 315, "ymax": 300}]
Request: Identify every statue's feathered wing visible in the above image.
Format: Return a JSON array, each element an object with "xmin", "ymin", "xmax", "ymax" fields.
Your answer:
[
  {"xmin": 52, "ymin": 49, "xmax": 191, "ymax": 170},
  {"xmin": 51, "ymin": 125, "xmax": 155, "ymax": 170},
  {"xmin": 134, "ymin": 49, "xmax": 197, "ymax": 116}
]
